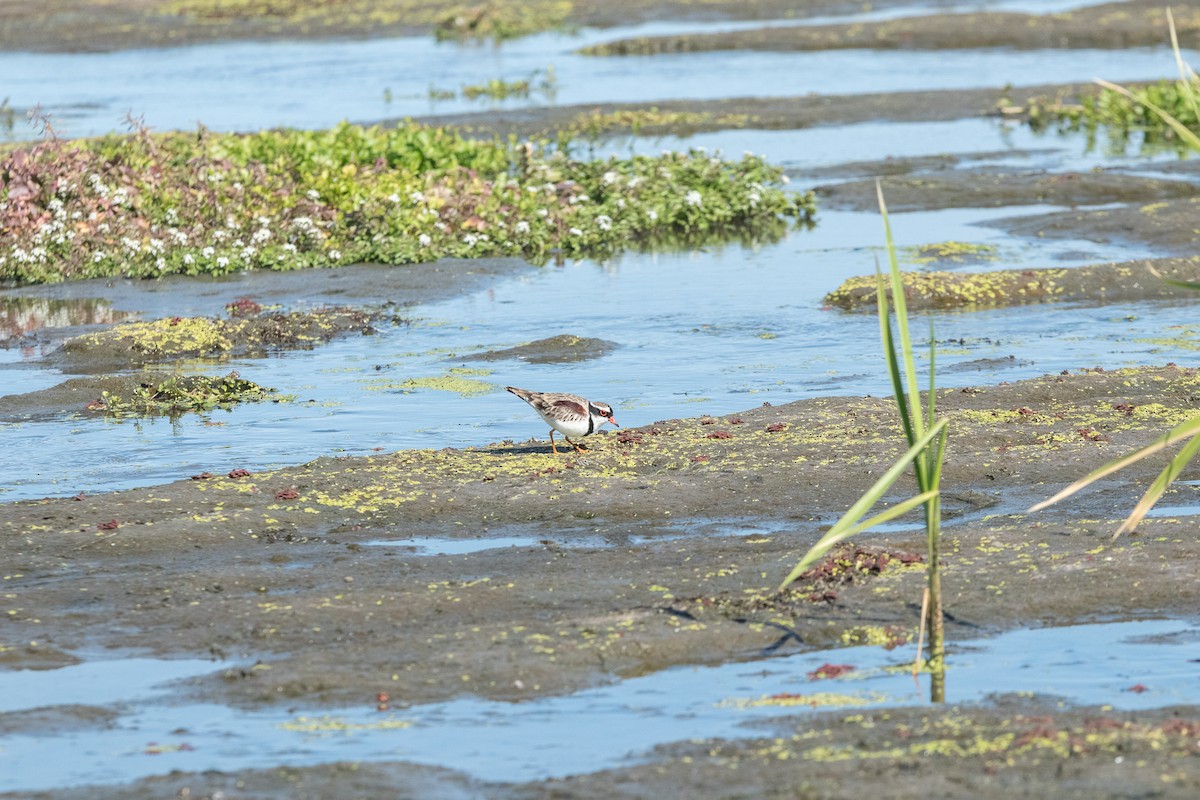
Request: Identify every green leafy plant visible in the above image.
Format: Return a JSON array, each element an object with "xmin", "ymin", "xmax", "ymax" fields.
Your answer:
[
  {"xmin": 1026, "ymin": 10, "xmax": 1200, "ymax": 153},
  {"xmin": 0, "ymin": 120, "xmax": 814, "ymax": 285},
  {"xmin": 781, "ymin": 184, "xmax": 948, "ymax": 690}
]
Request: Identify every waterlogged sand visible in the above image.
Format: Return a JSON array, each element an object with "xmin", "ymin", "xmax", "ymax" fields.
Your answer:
[{"xmin": 4, "ymin": 1, "xmax": 1200, "ymax": 797}]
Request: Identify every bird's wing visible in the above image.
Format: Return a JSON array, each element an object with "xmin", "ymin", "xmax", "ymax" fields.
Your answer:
[{"xmin": 547, "ymin": 397, "xmax": 588, "ymax": 422}]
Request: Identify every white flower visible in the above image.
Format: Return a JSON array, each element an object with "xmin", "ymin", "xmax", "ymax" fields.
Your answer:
[
  {"xmin": 202, "ymin": 246, "xmax": 215, "ymax": 258},
  {"xmin": 748, "ymin": 192, "xmax": 761, "ymax": 208},
  {"xmin": 283, "ymin": 243, "xmax": 297, "ymax": 253},
  {"xmin": 93, "ymin": 252, "xmax": 107, "ymax": 263},
  {"xmin": 252, "ymin": 228, "xmax": 271, "ymax": 244},
  {"xmin": 781, "ymin": 175, "xmax": 790, "ymax": 184},
  {"xmin": 216, "ymin": 256, "xmax": 230, "ymax": 268},
  {"xmin": 616, "ymin": 198, "xmax": 626, "ymax": 209},
  {"xmin": 647, "ymin": 210, "xmax": 658, "ymax": 221},
  {"xmin": 684, "ymin": 190, "xmax": 702, "ymax": 207},
  {"xmin": 463, "ymin": 234, "xmax": 478, "ymax": 247},
  {"xmin": 602, "ymin": 171, "xmax": 619, "ymax": 185},
  {"xmin": 514, "ymin": 221, "xmax": 530, "ymax": 234},
  {"xmin": 155, "ymin": 257, "xmax": 167, "ymax": 271},
  {"xmin": 388, "ymin": 193, "xmax": 401, "ymax": 203},
  {"xmin": 418, "ymin": 233, "xmax": 432, "ymax": 246},
  {"xmin": 409, "ymin": 191, "xmax": 424, "ymax": 203},
  {"xmin": 329, "ymin": 249, "xmax": 342, "ymax": 261},
  {"xmin": 627, "ymin": 176, "xmax": 641, "ymax": 188},
  {"xmin": 537, "ymin": 208, "xmax": 549, "ymax": 217},
  {"xmin": 306, "ymin": 189, "xmax": 321, "ymax": 200},
  {"xmin": 569, "ymin": 227, "xmax": 583, "ymax": 236},
  {"xmin": 183, "ymin": 254, "xmax": 195, "ymax": 265},
  {"xmin": 596, "ymin": 215, "xmax": 612, "ymax": 231}
]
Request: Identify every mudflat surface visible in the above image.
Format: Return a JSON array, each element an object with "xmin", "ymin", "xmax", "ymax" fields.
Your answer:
[{"xmin": 6, "ymin": 1, "xmax": 1200, "ymax": 797}]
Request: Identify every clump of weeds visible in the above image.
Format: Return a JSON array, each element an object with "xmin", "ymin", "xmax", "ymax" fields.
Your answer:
[{"xmin": 0, "ymin": 116, "xmax": 812, "ymax": 285}]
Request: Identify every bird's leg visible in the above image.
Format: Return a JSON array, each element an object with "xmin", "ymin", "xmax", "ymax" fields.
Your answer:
[
  {"xmin": 549, "ymin": 430, "xmax": 560, "ymax": 454},
  {"xmin": 565, "ymin": 436, "xmax": 587, "ymax": 454}
]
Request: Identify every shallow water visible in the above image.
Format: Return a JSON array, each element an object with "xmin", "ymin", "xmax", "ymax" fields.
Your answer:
[
  {"xmin": 1, "ymin": 191, "xmax": 1192, "ymax": 501},
  {"xmin": 0, "ymin": 618, "xmax": 1194, "ymax": 792},
  {"xmin": 0, "ymin": 2, "xmax": 1191, "ymax": 140}
]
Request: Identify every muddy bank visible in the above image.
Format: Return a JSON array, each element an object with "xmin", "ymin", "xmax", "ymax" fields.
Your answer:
[
  {"xmin": 12, "ymin": 699, "xmax": 1199, "ymax": 799},
  {"xmin": 826, "ymin": 257, "xmax": 1200, "ymax": 311},
  {"xmin": 0, "ymin": 371, "xmax": 280, "ymax": 420},
  {"xmin": 457, "ymin": 334, "xmax": 618, "ymax": 364},
  {"xmin": 3, "ymin": 366, "xmax": 1200, "ymax": 712},
  {"xmin": 0, "ymin": 0, "xmax": 930, "ymax": 52},
  {"xmin": 0, "ymin": 258, "xmax": 530, "ymax": 337},
  {"xmin": 993, "ymin": 195, "xmax": 1200, "ymax": 255},
  {"xmin": 584, "ymin": 0, "xmax": 1199, "ymax": 55},
  {"xmin": 415, "ymin": 84, "xmax": 1074, "ymax": 140},
  {"xmin": 815, "ymin": 170, "xmax": 1199, "ymax": 214},
  {"xmin": 49, "ymin": 306, "xmax": 399, "ymax": 373}
]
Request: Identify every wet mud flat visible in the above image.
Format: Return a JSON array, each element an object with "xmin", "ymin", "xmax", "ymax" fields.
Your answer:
[
  {"xmin": 4, "ymin": 367, "xmax": 1200, "ymax": 797},
  {"xmin": 5, "ymin": 1, "xmax": 1200, "ymax": 797}
]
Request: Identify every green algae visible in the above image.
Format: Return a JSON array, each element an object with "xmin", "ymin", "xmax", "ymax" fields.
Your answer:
[
  {"xmin": 91, "ymin": 371, "xmax": 279, "ymax": 417},
  {"xmin": 901, "ymin": 241, "xmax": 999, "ymax": 267}
]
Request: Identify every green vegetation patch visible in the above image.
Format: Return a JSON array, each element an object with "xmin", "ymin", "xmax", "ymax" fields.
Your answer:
[
  {"xmin": 89, "ymin": 371, "xmax": 279, "ymax": 417},
  {"xmin": 1025, "ymin": 78, "xmax": 1200, "ymax": 153},
  {"xmin": 0, "ymin": 121, "xmax": 813, "ymax": 285}
]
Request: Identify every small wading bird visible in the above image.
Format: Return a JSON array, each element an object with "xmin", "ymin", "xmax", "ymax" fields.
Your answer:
[{"xmin": 506, "ymin": 386, "xmax": 619, "ymax": 454}]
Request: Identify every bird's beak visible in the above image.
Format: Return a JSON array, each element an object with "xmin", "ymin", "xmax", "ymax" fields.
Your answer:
[{"xmin": 608, "ymin": 416, "xmax": 619, "ymax": 427}]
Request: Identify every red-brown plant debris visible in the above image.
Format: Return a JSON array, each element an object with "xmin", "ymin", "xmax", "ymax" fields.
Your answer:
[{"xmin": 807, "ymin": 663, "xmax": 856, "ymax": 680}]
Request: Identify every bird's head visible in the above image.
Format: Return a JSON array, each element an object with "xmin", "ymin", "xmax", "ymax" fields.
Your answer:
[{"xmin": 589, "ymin": 401, "xmax": 619, "ymax": 428}]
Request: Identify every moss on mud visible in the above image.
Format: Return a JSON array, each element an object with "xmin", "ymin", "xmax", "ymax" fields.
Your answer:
[{"xmin": 826, "ymin": 258, "xmax": 1200, "ymax": 311}]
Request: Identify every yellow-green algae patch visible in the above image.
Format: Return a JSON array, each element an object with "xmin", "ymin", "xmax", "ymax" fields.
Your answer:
[
  {"xmin": 721, "ymin": 691, "xmax": 889, "ymax": 709},
  {"xmin": 278, "ymin": 714, "xmax": 413, "ymax": 733},
  {"xmin": 826, "ymin": 259, "xmax": 1200, "ymax": 312},
  {"xmin": 901, "ymin": 240, "xmax": 998, "ymax": 267},
  {"xmin": 826, "ymin": 267, "xmax": 1069, "ymax": 310},
  {"xmin": 58, "ymin": 308, "xmax": 390, "ymax": 366},
  {"xmin": 374, "ymin": 371, "xmax": 497, "ymax": 397}
]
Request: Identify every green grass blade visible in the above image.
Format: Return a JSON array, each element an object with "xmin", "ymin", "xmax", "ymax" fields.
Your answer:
[
  {"xmin": 835, "ymin": 489, "xmax": 940, "ymax": 541},
  {"xmin": 1157, "ymin": 275, "xmax": 1200, "ymax": 291},
  {"xmin": 778, "ymin": 419, "xmax": 947, "ymax": 590},
  {"xmin": 877, "ymin": 265, "xmax": 917, "ymax": 447},
  {"xmin": 926, "ymin": 320, "xmax": 937, "ymax": 434},
  {"xmin": 876, "ymin": 182, "xmax": 926, "ymax": 441},
  {"xmin": 1114, "ymin": 429, "xmax": 1200, "ymax": 538},
  {"xmin": 1028, "ymin": 414, "xmax": 1200, "ymax": 512}
]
